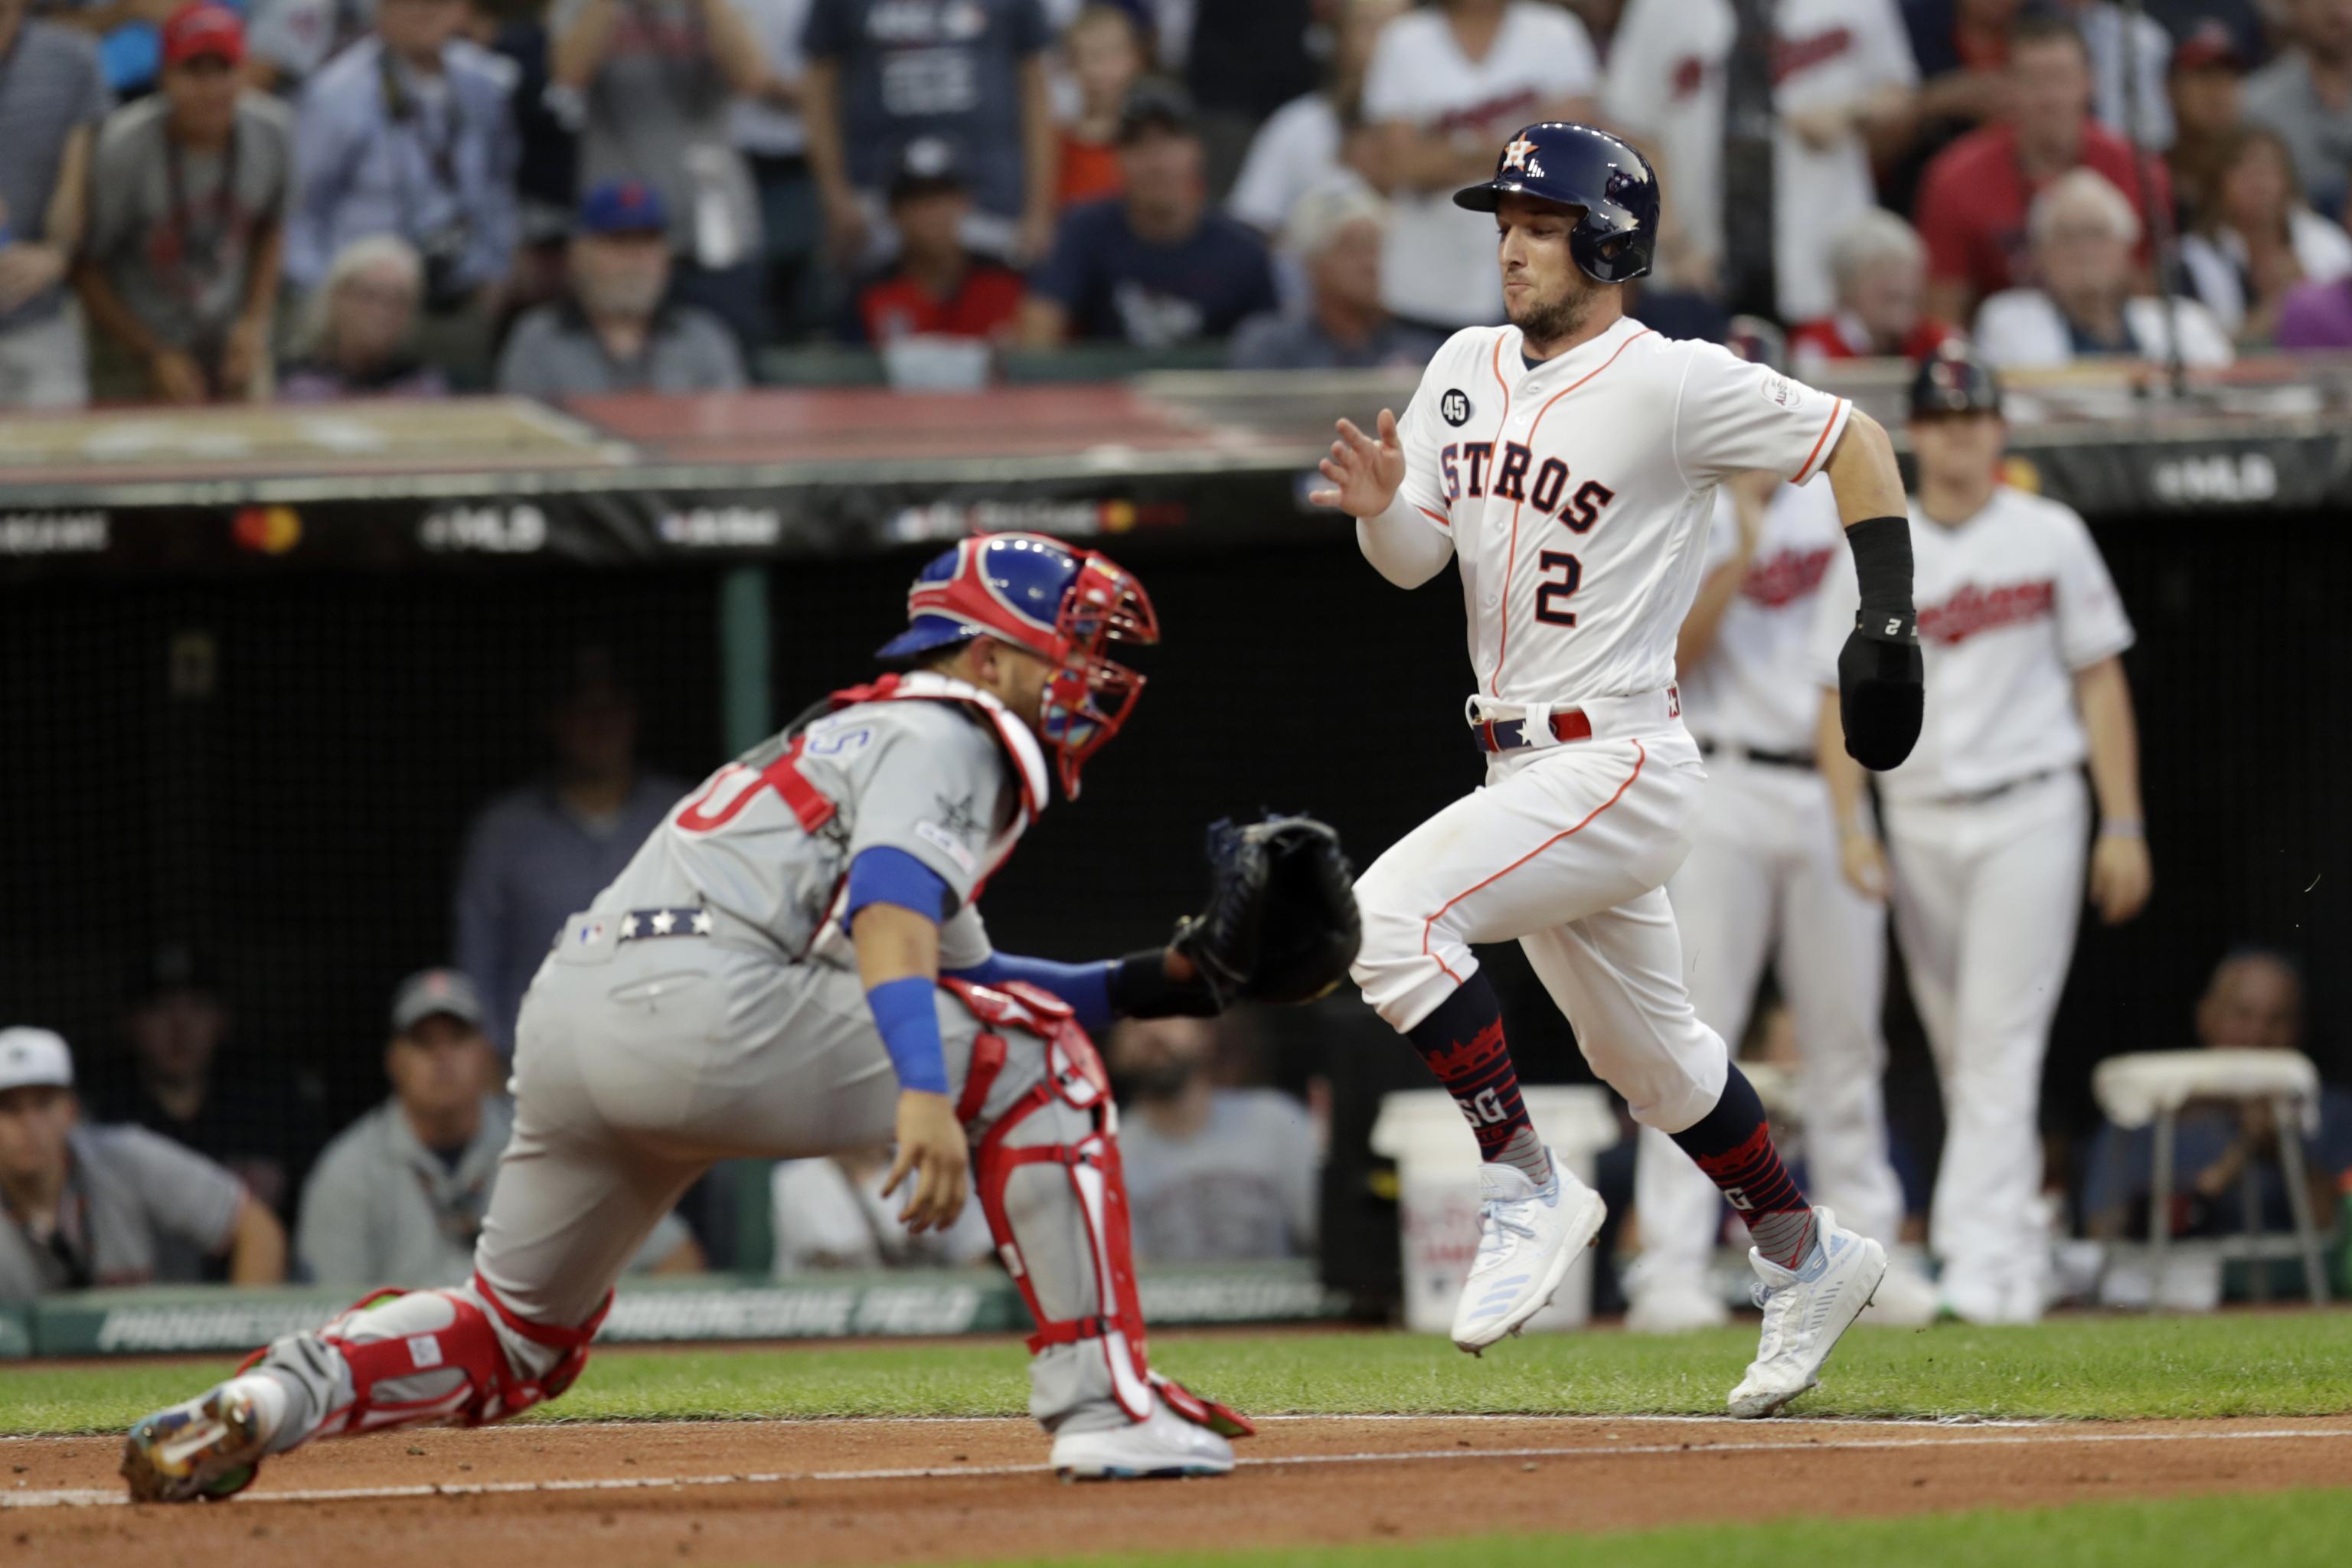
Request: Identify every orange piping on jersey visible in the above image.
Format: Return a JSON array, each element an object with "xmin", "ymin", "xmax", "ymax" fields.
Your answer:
[
  {"xmin": 1795, "ymin": 397, "xmax": 1847, "ymax": 484},
  {"xmin": 1489, "ymin": 336, "xmax": 1512, "ymax": 428},
  {"xmin": 1418, "ymin": 505, "xmax": 1452, "ymax": 530},
  {"xmin": 1420, "ymin": 740, "xmax": 1648, "ymax": 984},
  {"xmin": 1486, "ymin": 327, "xmax": 1655, "ymax": 697}
]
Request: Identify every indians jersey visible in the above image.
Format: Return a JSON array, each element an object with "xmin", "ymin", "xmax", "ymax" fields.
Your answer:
[
  {"xmin": 1681, "ymin": 475, "xmax": 1844, "ymax": 756},
  {"xmin": 585, "ymin": 673, "xmax": 1047, "ymax": 968},
  {"xmin": 1809, "ymin": 487, "xmax": 2134, "ymax": 805},
  {"xmin": 1393, "ymin": 316, "xmax": 1853, "ymax": 708},
  {"xmin": 1601, "ymin": 0, "xmax": 1917, "ymax": 322}
]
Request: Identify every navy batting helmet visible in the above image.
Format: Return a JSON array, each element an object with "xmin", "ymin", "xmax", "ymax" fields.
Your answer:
[
  {"xmin": 1453, "ymin": 122, "xmax": 1659, "ymax": 284},
  {"xmin": 1909, "ymin": 344, "xmax": 2004, "ymax": 419}
]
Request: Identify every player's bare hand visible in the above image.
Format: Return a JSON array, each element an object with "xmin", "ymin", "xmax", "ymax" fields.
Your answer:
[
  {"xmin": 2088, "ymin": 832, "xmax": 2152, "ymax": 925},
  {"xmin": 1308, "ymin": 408, "xmax": 1407, "ymax": 518},
  {"xmin": 883, "ymin": 1090, "xmax": 969, "ymax": 1233},
  {"xmin": 0, "ymin": 242, "xmax": 65, "ymax": 313},
  {"xmin": 1839, "ymin": 831, "xmax": 1889, "ymax": 902}
]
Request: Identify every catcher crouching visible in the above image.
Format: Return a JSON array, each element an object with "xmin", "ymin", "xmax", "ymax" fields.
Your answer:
[{"xmin": 121, "ymin": 531, "xmax": 1359, "ymax": 1499}]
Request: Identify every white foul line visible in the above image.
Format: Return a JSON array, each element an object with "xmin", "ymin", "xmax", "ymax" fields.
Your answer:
[{"xmin": 7, "ymin": 1425, "xmax": 2348, "ymax": 1511}]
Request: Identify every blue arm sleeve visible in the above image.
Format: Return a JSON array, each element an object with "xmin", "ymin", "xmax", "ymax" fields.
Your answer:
[
  {"xmin": 845, "ymin": 845, "xmax": 956, "ymax": 923},
  {"xmin": 942, "ymin": 952, "xmax": 1116, "ymax": 1036},
  {"xmin": 865, "ymin": 976, "xmax": 949, "ymax": 1096}
]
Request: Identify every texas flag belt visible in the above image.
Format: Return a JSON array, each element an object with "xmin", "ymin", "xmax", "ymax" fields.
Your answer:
[{"xmin": 1473, "ymin": 708, "xmax": 1595, "ymax": 753}]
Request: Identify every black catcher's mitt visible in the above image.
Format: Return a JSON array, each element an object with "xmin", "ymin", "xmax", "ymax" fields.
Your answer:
[{"xmin": 1171, "ymin": 814, "xmax": 1361, "ymax": 1008}]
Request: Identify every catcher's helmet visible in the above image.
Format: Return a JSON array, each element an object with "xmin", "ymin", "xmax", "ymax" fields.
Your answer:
[
  {"xmin": 1908, "ymin": 343, "xmax": 2004, "ymax": 419},
  {"xmin": 1453, "ymin": 122, "xmax": 1659, "ymax": 285},
  {"xmin": 876, "ymin": 532, "xmax": 1159, "ymax": 798}
]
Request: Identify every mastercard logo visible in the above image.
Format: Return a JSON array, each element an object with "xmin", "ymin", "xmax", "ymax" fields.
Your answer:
[{"xmin": 232, "ymin": 505, "xmax": 302, "ymax": 555}]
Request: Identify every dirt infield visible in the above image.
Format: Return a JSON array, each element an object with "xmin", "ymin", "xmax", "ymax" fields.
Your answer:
[{"xmin": 8, "ymin": 1415, "xmax": 2349, "ymax": 1566}]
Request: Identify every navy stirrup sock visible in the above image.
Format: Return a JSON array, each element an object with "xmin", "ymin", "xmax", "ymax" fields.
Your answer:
[
  {"xmin": 1405, "ymin": 975, "xmax": 1550, "ymax": 1184},
  {"xmin": 1669, "ymin": 1064, "xmax": 1816, "ymax": 1268}
]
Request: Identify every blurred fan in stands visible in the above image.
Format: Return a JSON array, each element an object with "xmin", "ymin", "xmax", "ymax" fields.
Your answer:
[
  {"xmin": 279, "ymin": 235, "xmax": 451, "ymax": 400},
  {"xmin": 1789, "ymin": 208, "xmax": 1963, "ymax": 371},
  {"xmin": 0, "ymin": 1027, "xmax": 286, "ymax": 1302}
]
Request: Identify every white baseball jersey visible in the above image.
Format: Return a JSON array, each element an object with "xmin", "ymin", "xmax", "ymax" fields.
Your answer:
[
  {"xmin": 1808, "ymin": 486, "xmax": 2135, "ymax": 805},
  {"xmin": 1393, "ymin": 316, "xmax": 1853, "ymax": 707},
  {"xmin": 1601, "ymin": 0, "xmax": 1917, "ymax": 322},
  {"xmin": 1359, "ymin": 2, "xmax": 1599, "ymax": 327},
  {"xmin": 1680, "ymin": 475, "xmax": 1845, "ymax": 755}
]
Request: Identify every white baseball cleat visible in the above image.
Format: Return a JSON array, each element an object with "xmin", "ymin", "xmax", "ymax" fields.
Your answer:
[
  {"xmin": 1050, "ymin": 1396, "xmax": 1236, "ymax": 1481},
  {"xmin": 1450, "ymin": 1150, "xmax": 1608, "ymax": 1354},
  {"xmin": 1726, "ymin": 1207, "xmax": 1887, "ymax": 1418}
]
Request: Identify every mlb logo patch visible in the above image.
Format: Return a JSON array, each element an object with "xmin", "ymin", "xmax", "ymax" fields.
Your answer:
[{"xmin": 577, "ymin": 920, "xmax": 603, "ymax": 944}]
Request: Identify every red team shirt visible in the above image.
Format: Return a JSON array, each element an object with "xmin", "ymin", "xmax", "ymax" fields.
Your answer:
[
  {"xmin": 1913, "ymin": 120, "xmax": 2174, "ymax": 304},
  {"xmin": 854, "ymin": 263, "xmax": 1026, "ymax": 345}
]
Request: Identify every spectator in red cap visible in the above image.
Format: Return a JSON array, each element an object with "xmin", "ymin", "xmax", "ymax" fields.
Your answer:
[
  {"xmin": 495, "ymin": 178, "xmax": 746, "ymax": 398},
  {"xmin": 75, "ymin": 3, "xmax": 292, "ymax": 404},
  {"xmin": 1914, "ymin": 12, "xmax": 2174, "ymax": 329}
]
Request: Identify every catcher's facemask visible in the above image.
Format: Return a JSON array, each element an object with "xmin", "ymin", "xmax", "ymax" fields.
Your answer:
[
  {"xmin": 876, "ymin": 532, "xmax": 1158, "ymax": 798},
  {"xmin": 1037, "ymin": 551, "xmax": 1157, "ymax": 799}
]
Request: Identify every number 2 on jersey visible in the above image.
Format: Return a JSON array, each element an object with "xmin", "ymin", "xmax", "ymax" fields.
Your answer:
[{"xmin": 1534, "ymin": 550, "xmax": 1582, "ymax": 628}]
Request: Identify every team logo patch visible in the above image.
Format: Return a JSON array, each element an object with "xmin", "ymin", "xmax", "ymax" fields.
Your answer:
[
  {"xmin": 916, "ymin": 820, "xmax": 978, "ymax": 874},
  {"xmin": 1502, "ymin": 137, "xmax": 1544, "ymax": 177},
  {"xmin": 1439, "ymin": 388, "xmax": 1474, "ymax": 426},
  {"xmin": 1759, "ymin": 374, "xmax": 1802, "ymax": 410}
]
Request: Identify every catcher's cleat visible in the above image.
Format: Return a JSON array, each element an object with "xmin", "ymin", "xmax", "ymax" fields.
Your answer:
[
  {"xmin": 1050, "ymin": 1393, "xmax": 1237, "ymax": 1481},
  {"xmin": 122, "ymin": 1385, "xmax": 268, "ymax": 1503}
]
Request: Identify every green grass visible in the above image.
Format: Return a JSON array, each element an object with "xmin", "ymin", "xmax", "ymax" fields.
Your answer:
[
  {"xmin": 981, "ymin": 1490, "xmax": 2352, "ymax": 1568},
  {"xmin": 6, "ymin": 1313, "xmax": 2350, "ymax": 1435}
]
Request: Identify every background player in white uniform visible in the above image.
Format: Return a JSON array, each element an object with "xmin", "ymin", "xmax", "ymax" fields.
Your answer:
[
  {"xmin": 1600, "ymin": 0, "xmax": 1918, "ymax": 322},
  {"xmin": 1311, "ymin": 122, "xmax": 1926, "ymax": 1416},
  {"xmin": 120, "ymin": 534, "xmax": 1285, "ymax": 1500},
  {"xmin": 1813, "ymin": 349, "xmax": 2152, "ymax": 1325},
  {"xmin": 1625, "ymin": 469, "xmax": 1932, "ymax": 1333}
]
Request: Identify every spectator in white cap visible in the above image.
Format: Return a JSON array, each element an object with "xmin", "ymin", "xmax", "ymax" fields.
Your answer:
[
  {"xmin": 0, "ymin": 1027, "xmax": 286, "ymax": 1302},
  {"xmin": 1972, "ymin": 166, "xmax": 2236, "ymax": 370},
  {"xmin": 1227, "ymin": 180, "xmax": 1442, "ymax": 371},
  {"xmin": 295, "ymin": 970, "xmax": 703, "ymax": 1288}
]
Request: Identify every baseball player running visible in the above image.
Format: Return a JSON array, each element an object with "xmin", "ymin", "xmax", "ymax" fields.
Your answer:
[
  {"xmin": 1624, "ymin": 468, "xmax": 1933, "ymax": 1333},
  {"xmin": 1311, "ymin": 121, "xmax": 1926, "ymax": 1415},
  {"xmin": 121, "ymin": 532, "xmax": 1359, "ymax": 1499},
  {"xmin": 1813, "ymin": 350, "xmax": 2151, "ymax": 1324}
]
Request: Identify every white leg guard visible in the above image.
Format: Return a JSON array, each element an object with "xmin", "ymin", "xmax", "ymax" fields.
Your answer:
[{"xmin": 945, "ymin": 978, "xmax": 1252, "ymax": 1442}]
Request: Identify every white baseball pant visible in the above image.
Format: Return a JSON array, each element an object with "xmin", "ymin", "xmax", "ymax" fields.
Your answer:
[
  {"xmin": 1883, "ymin": 769, "xmax": 2089, "ymax": 1321},
  {"xmin": 1632, "ymin": 754, "xmax": 1906, "ymax": 1293},
  {"xmin": 1351, "ymin": 693, "xmax": 1730, "ymax": 1137}
]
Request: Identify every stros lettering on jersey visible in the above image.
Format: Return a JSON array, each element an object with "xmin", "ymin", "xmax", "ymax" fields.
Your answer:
[
  {"xmin": 1809, "ymin": 485, "xmax": 2134, "ymax": 805},
  {"xmin": 1394, "ymin": 315, "xmax": 1852, "ymax": 706},
  {"xmin": 1680, "ymin": 475, "xmax": 1844, "ymax": 755}
]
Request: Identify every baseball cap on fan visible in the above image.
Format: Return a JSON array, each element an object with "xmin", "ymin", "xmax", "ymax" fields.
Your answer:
[
  {"xmin": 890, "ymin": 138, "xmax": 969, "ymax": 204},
  {"xmin": 390, "ymin": 969, "xmax": 487, "ymax": 1037},
  {"xmin": 578, "ymin": 180, "xmax": 670, "ymax": 238},
  {"xmin": 2170, "ymin": 19, "xmax": 2246, "ymax": 75},
  {"xmin": 0, "ymin": 1027, "xmax": 74, "ymax": 1094},
  {"xmin": 1116, "ymin": 80, "xmax": 1197, "ymax": 144},
  {"xmin": 162, "ymin": 2, "xmax": 246, "ymax": 66}
]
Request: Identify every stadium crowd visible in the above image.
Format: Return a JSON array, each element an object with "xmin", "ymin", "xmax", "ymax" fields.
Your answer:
[
  {"xmin": 2, "ymin": 0, "xmax": 2352, "ymax": 407},
  {"xmin": 5, "ymin": 0, "xmax": 2352, "ymax": 1315}
]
